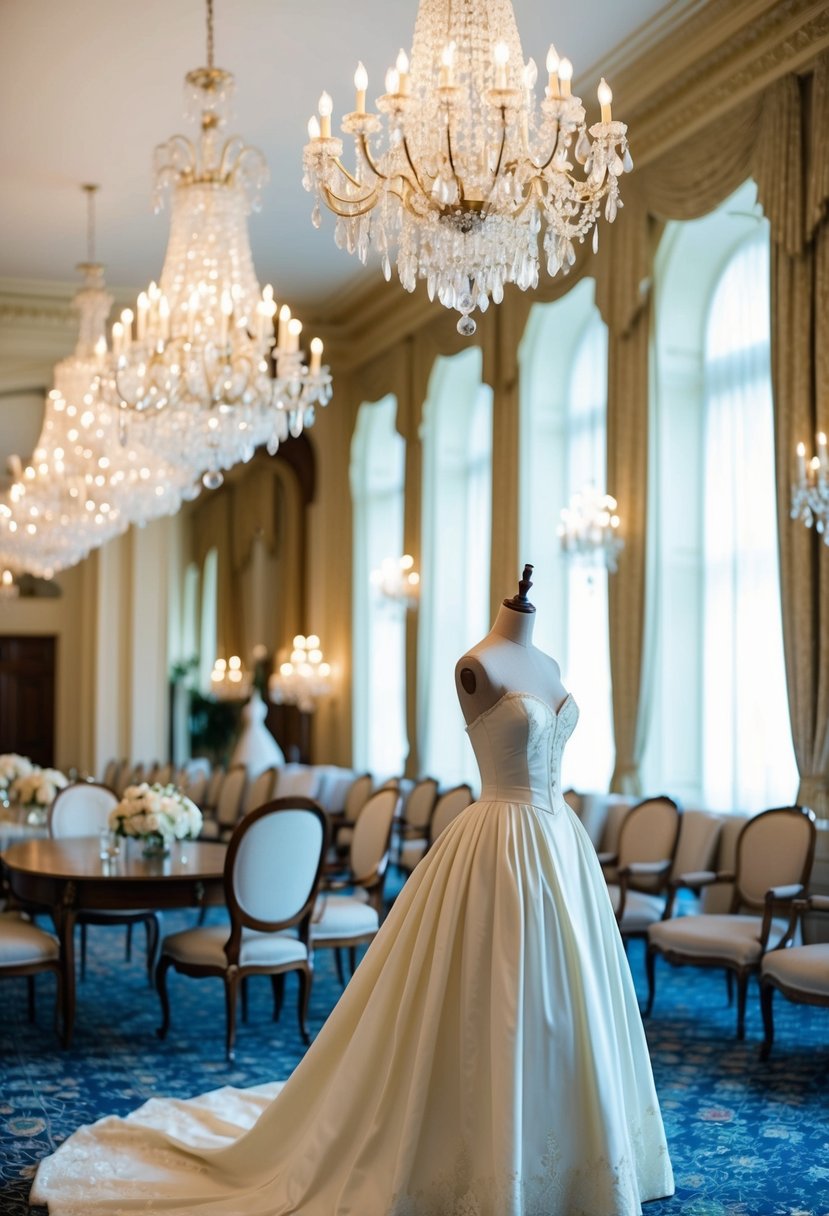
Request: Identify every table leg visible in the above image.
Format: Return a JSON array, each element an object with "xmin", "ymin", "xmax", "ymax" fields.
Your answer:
[{"xmin": 55, "ymin": 903, "xmax": 77, "ymax": 1048}]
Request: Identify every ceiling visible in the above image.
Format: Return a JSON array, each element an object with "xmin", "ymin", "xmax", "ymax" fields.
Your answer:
[{"xmin": 1, "ymin": 0, "xmax": 676, "ymax": 312}]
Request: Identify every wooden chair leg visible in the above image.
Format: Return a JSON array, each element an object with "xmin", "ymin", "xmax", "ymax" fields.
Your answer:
[
  {"xmin": 334, "ymin": 948, "xmax": 345, "ymax": 987},
  {"xmin": 726, "ymin": 969, "xmax": 734, "ymax": 1006},
  {"xmin": 348, "ymin": 946, "xmax": 357, "ymax": 976},
  {"xmin": 736, "ymin": 971, "xmax": 749, "ymax": 1040},
  {"xmin": 645, "ymin": 946, "xmax": 657, "ymax": 1016},
  {"xmin": 27, "ymin": 975, "xmax": 36, "ymax": 1022},
  {"xmin": 155, "ymin": 956, "xmax": 173, "ymax": 1040},
  {"xmin": 760, "ymin": 983, "xmax": 775, "ymax": 1060},
  {"xmin": 271, "ymin": 973, "xmax": 284, "ymax": 1022},
  {"xmin": 297, "ymin": 967, "xmax": 311, "ymax": 1045},
  {"xmin": 196, "ymin": 906, "xmax": 208, "ymax": 927},
  {"xmin": 125, "ymin": 922, "xmax": 133, "ymax": 961},
  {"xmin": 80, "ymin": 921, "xmax": 88, "ymax": 981},
  {"xmin": 225, "ymin": 974, "xmax": 239, "ymax": 1063}
]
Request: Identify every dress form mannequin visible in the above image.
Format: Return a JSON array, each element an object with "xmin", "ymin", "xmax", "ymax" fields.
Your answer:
[{"xmin": 455, "ymin": 564, "xmax": 569, "ymax": 724}]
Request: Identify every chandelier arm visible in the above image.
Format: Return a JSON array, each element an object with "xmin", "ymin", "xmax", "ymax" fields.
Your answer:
[
  {"xmin": 321, "ymin": 185, "xmax": 384, "ymax": 219},
  {"xmin": 401, "ymin": 134, "xmax": 430, "ymax": 198},
  {"xmin": 357, "ymin": 134, "xmax": 390, "ymax": 182},
  {"xmin": 445, "ymin": 119, "xmax": 465, "ymax": 204},
  {"xmin": 333, "ymin": 156, "xmax": 368, "ymax": 191},
  {"xmin": 481, "ymin": 108, "xmax": 508, "ymax": 218}
]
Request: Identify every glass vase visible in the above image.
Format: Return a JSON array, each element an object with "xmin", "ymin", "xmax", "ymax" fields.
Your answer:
[{"xmin": 141, "ymin": 833, "xmax": 171, "ymax": 859}]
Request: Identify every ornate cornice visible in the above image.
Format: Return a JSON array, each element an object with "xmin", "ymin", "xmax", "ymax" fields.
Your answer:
[{"xmin": 625, "ymin": 0, "xmax": 829, "ymax": 165}]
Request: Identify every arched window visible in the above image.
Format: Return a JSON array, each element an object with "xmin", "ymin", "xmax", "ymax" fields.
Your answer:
[
  {"xmin": 701, "ymin": 236, "xmax": 797, "ymax": 809},
  {"xmin": 419, "ymin": 348, "xmax": 493, "ymax": 788},
  {"xmin": 518, "ymin": 280, "xmax": 613, "ymax": 791},
  {"xmin": 643, "ymin": 181, "xmax": 797, "ymax": 810},
  {"xmin": 350, "ymin": 395, "xmax": 408, "ymax": 777}
]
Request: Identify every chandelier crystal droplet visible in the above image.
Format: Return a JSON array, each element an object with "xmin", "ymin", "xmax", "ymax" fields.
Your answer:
[
  {"xmin": 303, "ymin": 0, "xmax": 631, "ymax": 333},
  {"xmin": 101, "ymin": 0, "xmax": 332, "ymax": 486}
]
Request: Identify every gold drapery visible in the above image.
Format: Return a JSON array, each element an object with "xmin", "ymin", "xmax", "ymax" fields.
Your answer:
[{"xmin": 756, "ymin": 58, "xmax": 829, "ymax": 817}]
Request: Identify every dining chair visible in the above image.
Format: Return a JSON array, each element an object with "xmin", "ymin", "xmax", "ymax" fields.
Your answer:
[
  {"xmin": 101, "ymin": 758, "xmax": 119, "ymax": 789},
  {"xmin": 49, "ymin": 782, "xmax": 161, "ymax": 981},
  {"xmin": 428, "ymin": 784, "xmax": 473, "ymax": 844},
  {"xmin": 243, "ymin": 767, "xmax": 278, "ymax": 817},
  {"xmin": 183, "ymin": 768, "xmax": 209, "ymax": 809},
  {"xmin": 399, "ymin": 784, "xmax": 473, "ymax": 872},
  {"xmin": 202, "ymin": 766, "xmax": 225, "ymax": 814},
  {"xmin": 0, "ymin": 910, "xmax": 62, "ymax": 1037},
  {"xmin": 200, "ymin": 764, "xmax": 247, "ymax": 842},
  {"xmin": 313, "ymin": 786, "xmax": 399, "ymax": 982},
  {"xmin": 760, "ymin": 893, "xmax": 829, "ymax": 1059},
  {"xmin": 600, "ymin": 796, "xmax": 682, "ymax": 944},
  {"xmin": 646, "ymin": 806, "xmax": 817, "ymax": 1039},
  {"xmin": 330, "ymin": 772, "xmax": 373, "ymax": 853},
  {"xmin": 156, "ymin": 797, "xmax": 330, "ymax": 1061},
  {"xmin": 395, "ymin": 777, "xmax": 439, "ymax": 864}
]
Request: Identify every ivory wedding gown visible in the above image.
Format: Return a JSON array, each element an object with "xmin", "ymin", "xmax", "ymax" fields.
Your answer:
[{"xmin": 32, "ymin": 691, "xmax": 674, "ymax": 1215}]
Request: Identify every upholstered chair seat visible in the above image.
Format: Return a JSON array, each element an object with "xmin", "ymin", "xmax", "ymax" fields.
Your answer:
[
  {"xmin": 0, "ymin": 914, "xmax": 59, "ymax": 965},
  {"xmin": 0, "ymin": 912, "xmax": 61, "ymax": 1034},
  {"xmin": 311, "ymin": 895, "xmax": 380, "ymax": 941},
  {"xmin": 760, "ymin": 894, "xmax": 829, "ymax": 1058},
  {"xmin": 647, "ymin": 806, "xmax": 816, "ymax": 1039},
  {"xmin": 649, "ymin": 914, "xmax": 790, "ymax": 967},
  {"xmin": 162, "ymin": 924, "xmax": 309, "ymax": 969}
]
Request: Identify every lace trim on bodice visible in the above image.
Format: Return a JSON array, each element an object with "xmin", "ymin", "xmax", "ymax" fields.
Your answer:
[{"xmin": 466, "ymin": 691, "xmax": 579, "ymax": 815}]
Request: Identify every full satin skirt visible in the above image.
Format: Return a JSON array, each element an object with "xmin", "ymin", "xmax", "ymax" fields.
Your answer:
[{"xmin": 32, "ymin": 800, "xmax": 673, "ymax": 1215}]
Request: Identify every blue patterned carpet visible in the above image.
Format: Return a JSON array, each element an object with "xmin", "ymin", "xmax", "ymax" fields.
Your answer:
[{"xmin": 1, "ymin": 875, "xmax": 827, "ymax": 1216}]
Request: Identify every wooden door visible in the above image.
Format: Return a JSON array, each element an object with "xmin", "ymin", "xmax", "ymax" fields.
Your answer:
[{"xmin": 0, "ymin": 635, "xmax": 56, "ymax": 765}]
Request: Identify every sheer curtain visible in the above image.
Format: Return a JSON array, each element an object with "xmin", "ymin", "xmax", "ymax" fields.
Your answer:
[
  {"xmin": 702, "ymin": 237, "xmax": 798, "ymax": 810},
  {"xmin": 198, "ymin": 547, "xmax": 218, "ymax": 695},
  {"xmin": 350, "ymin": 395, "xmax": 408, "ymax": 778},
  {"xmin": 518, "ymin": 286, "xmax": 613, "ymax": 792},
  {"xmin": 418, "ymin": 349, "xmax": 492, "ymax": 789}
]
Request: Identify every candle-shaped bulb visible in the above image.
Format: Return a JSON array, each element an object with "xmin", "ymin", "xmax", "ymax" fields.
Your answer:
[
  {"xmin": 354, "ymin": 60, "xmax": 368, "ymax": 112},
  {"xmin": 158, "ymin": 295, "xmax": 170, "ymax": 340},
  {"xmin": 396, "ymin": 48, "xmax": 409, "ymax": 74},
  {"xmin": 309, "ymin": 336, "xmax": 323, "ymax": 374},
  {"xmin": 598, "ymin": 77, "xmax": 613, "ymax": 122},
  {"xmin": 546, "ymin": 44, "xmax": 560, "ymax": 97},
  {"xmin": 307, "ymin": 114, "xmax": 321, "ymax": 139},
  {"xmin": 558, "ymin": 57, "xmax": 573, "ymax": 97},
  {"xmin": 493, "ymin": 40, "xmax": 509, "ymax": 89},
  {"xmin": 288, "ymin": 317, "xmax": 303, "ymax": 353},
  {"xmin": 440, "ymin": 40, "xmax": 456, "ymax": 86},
  {"xmin": 385, "ymin": 66, "xmax": 400, "ymax": 95},
  {"xmin": 318, "ymin": 90, "xmax": 333, "ymax": 137}
]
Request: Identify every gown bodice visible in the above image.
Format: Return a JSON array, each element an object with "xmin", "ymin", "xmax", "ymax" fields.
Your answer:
[{"xmin": 466, "ymin": 690, "xmax": 579, "ymax": 812}]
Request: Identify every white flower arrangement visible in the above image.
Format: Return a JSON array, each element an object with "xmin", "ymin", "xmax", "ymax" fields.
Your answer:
[
  {"xmin": 0, "ymin": 753, "xmax": 35, "ymax": 793},
  {"xmin": 9, "ymin": 765, "xmax": 68, "ymax": 808},
  {"xmin": 109, "ymin": 783, "xmax": 203, "ymax": 847}
]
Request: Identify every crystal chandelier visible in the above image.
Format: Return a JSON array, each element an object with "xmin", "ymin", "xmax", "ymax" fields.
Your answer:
[
  {"xmin": 101, "ymin": 0, "xmax": 332, "ymax": 488},
  {"xmin": 791, "ymin": 435, "xmax": 829, "ymax": 545},
  {"xmin": 268, "ymin": 635, "xmax": 333, "ymax": 713},
  {"xmin": 0, "ymin": 187, "xmax": 197, "ymax": 579},
  {"xmin": 209, "ymin": 654, "xmax": 252, "ymax": 700},
  {"xmin": 303, "ymin": 0, "xmax": 630, "ymax": 334},
  {"xmin": 558, "ymin": 486, "xmax": 623, "ymax": 572},
  {"xmin": 370, "ymin": 554, "xmax": 421, "ymax": 608}
]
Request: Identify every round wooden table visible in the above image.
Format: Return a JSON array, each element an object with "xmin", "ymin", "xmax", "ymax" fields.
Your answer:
[{"xmin": 1, "ymin": 837, "xmax": 227, "ymax": 1046}]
